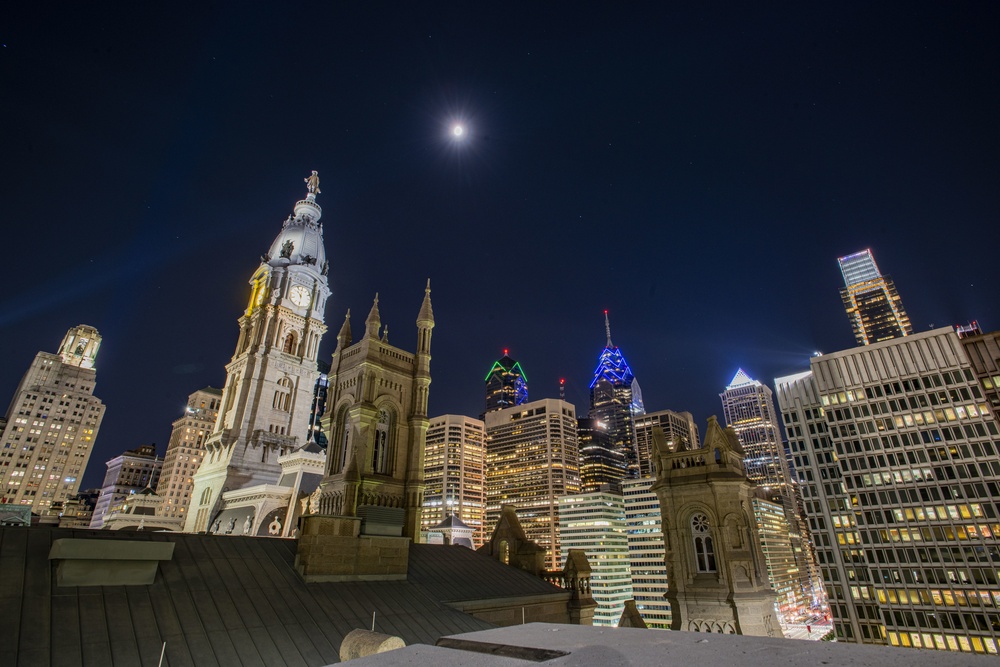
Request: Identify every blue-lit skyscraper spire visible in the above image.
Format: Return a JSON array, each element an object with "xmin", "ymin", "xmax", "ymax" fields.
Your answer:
[{"xmin": 588, "ymin": 312, "xmax": 642, "ymax": 480}]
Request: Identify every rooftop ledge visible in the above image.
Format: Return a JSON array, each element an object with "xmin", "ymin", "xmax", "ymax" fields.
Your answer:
[{"xmin": 343, "ymin": 623, "xmax": 999, "ymax": 666}]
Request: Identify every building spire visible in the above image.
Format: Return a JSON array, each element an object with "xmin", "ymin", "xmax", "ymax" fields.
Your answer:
[
  {"xmin": 336, "ymin": 309, "xmax": 352, "ymax": 349},
  {"xmin": 417, "ymin": 278, "xmax": 434, "ymax": 325},
  {"xmin": 604, "ymin": 310, "xmax": 613, "ymax": 348},
  {"xmin": 366, "ymin": 294, "xmax": 381, "ymax": 338}
]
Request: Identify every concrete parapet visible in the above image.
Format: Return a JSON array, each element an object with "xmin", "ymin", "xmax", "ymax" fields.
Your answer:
[
  {"xmin": 48, "ymin": 538, "xmax": 175, "ymax": 586},
  {"xmin": 295, "ymin": 516, "xmax": 409, "ymax": 582}
]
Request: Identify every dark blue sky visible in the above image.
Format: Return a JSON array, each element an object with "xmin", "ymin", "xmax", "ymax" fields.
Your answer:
[{"xmin": 2, "ymin": 4, "xmax": 998, "ymax": 489}]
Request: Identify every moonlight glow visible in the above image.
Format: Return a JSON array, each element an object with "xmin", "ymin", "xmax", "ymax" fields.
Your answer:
[{"xmin": 452, "ymin": 124, "xmax": 465, "ymax": 138}]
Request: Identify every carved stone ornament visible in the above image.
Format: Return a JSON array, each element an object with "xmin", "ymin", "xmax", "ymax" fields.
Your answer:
[
  {"xmin": 280, "ymin": 239, "xmax": 294, "ymax": 258},
  {"xmin": 301, "ymin": 254, "xmax": 317, "ymax": 265},
  {"xmin": 321, "ymin": 260, "xmax": 329, "ymax": 276},
  {"xmin": 305, "ymin": 170, "xmax": 320, "ymax": 195}
]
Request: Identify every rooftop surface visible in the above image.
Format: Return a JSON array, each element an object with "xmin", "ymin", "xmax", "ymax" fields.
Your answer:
[{"xmin": 4, "ymin": 527, "xmax": 538, "ymax": 666}]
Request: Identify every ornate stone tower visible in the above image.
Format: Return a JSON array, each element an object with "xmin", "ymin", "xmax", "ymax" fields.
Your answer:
[
  {"xmin": 314, "ymin": 282, "xmax": 433, "ymax": 540},
  {"xmin": 185, "ymin": 173, "xmax": 330, "ymax": 533},
  {"xmin": 650, "ymin": 415, "xmax": 779, "ymax": 636}
]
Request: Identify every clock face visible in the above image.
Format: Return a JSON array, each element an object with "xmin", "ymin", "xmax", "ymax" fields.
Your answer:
[{"xmin": 289, "ymin": 285, "xmax": 311, "ymax": 307}]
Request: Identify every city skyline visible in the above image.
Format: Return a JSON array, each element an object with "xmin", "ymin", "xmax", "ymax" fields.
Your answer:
[{"xmin": 2, "ymin": 4, "xmax": 998, "ymax": 489}]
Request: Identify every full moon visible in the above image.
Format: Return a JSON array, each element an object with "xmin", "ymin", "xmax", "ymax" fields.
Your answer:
[{"xmin": 452, "ymin": 125, "xmax": 465, "ymax": 138}]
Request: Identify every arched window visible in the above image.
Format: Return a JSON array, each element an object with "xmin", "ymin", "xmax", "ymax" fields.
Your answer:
[
  {"xmin": 272, "ymin": 377, "xmax": 293, "ymax": 412},
  {"xmin": 691, "ymin": 513, "xmax": 716, "ymax": 572},
  {"xmin": 332, "ymin": 405, "xmax": 350, "ymax": 474},
  {"xmin": 282, "ymin": 331, "xmax": 298, "ymax": 354},
  {"xmin": 499, "ymin": 540, "xmax": 510, "ymax": 565},
  {"xmin": 372, "ymin": 409, "xmax": 392, "ymax": 474}
]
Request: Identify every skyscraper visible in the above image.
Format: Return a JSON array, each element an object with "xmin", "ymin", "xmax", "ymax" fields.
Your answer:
[
  {"xmin": 484, "ymin": 398, "xmax": 581, "ymax": 570},
  {"xmin": 721, "ymin": 368, "xmax": 818, "ymax": 622},
  {"xmin": 577, "ymin": 416, "xmax": 626, "ymax": 493},
  {"xmin": 0, "ymin": 325, "xmax": 106, "ymax": 513},
  {"xmin": 90, "ymin": 444, "xmax": 163, "ymax": 529},
  {"xmin": 633, "ymin": 410, "xmax": 700, "ymax": 478},
  {"xmin": 838, "ymin": 249, "xmax": 913, "ymax": 346},
  {"xmin": 558, "ymin": 491, "xmax": 633, "ymax": 626},
  {"xmin": 720, "ymin": 369, "xmax": 792, "ymax": 497},
  {"xmin": 155, "ymin": 387, "xmax": 221, "ymax": 521},
  {"xmin": 186, "ymin": 173, "xmax": 331, "ymax": 533},
  {"xmin": 776, "ymin": 327, "xmax": 1000, "ymax": 654},
  {"xmin": 623, "ymin": 477, "xmax": 671, "ymax": 629},
  {"xmin": 484, "ymin": 351, "xmax": 528, "ymax": 415},
  {"xmin": 422, "ymin": 414, "xmax": 487, "ymax": 547},
  {"xmin": 589, "ymin": 312, "xmax": 643, "ymax": 479}
]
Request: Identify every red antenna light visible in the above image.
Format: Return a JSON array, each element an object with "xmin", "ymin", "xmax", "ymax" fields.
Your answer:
[
  {"xmin": 604, "ymin": 309, "xmax": 608, "ymax": 315},
  {"xmin": 503, "ymin": 348, "xmax": 509, "ymax": 356}
]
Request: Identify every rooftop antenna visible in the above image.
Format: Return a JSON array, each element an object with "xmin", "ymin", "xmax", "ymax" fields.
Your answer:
[
  {"xmin": 604, "ymin": 310, "xmax": 613, "ymax": 347},
  {"xmin": 559, "ymin": 378, "xmax": 566, "ymax": 401}
]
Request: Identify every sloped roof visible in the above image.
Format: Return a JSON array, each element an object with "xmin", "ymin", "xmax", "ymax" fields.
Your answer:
[
  {"xmin": 1, "ymin": 527, "xmax": 496, "ymax": 666},
  {"xmin": 408, "ymin": 543, "xmax": 562, "ymax": 603}
]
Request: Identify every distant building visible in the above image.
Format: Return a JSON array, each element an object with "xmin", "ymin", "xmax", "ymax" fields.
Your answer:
[
  {"xmin": 155, "ymin": 387, "xmax": 221, "ymax": 521},
  {"xmin": 485, "ymin": 398, "xmax": 581, "ymax": 570},
  {"xmin": 0, "ymin": 325, "xmax": 106, "ymax": 513},
  {"xmin": 422, "ymin": 414, "xmax": 487, "ymax": 547},
  {"xmin": 775, "ymin": 327, "xmax": 1000, "ymax": 653},
  {"xmin": 633, "ymin": 410, "xmax": 700, "ymax": 478},
  {"xmin": 721, "ymin": 368, "xmax": 819, "ymax": 622},
  {"xmin": 838, "ymin": 249, "xmax": 913, "ymax": 346},
  {"xmin": 55, "ymin": 488, "xmax": 100, "ymax": 528},
  {"xmin": 484, "ymin": 351, "xmax": 528, "ymax": 415},
  {"xmin": 307, "ymin": 359, "xmax": 331, "ymax": 448},
  {"xmin": 623, "ymin": 477, "xmax": 671, "ymax": 629},
  {"xmin": 577, "ymin": 416, "xmax": 626, "ymax": 493},
  {"xmin": 90, "ymin": 444, "xmax": 163, "ymax": 529},
  {"xmin": 589, "ymin": 312, "xmax": 643, "ymax": 480},
  {"xmin": 558, "ymin": 491, "xmax": 633, "ymax": 626}
]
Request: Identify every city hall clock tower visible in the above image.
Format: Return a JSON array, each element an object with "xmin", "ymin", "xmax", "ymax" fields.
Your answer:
[{"xmin": 185, "ymin": 172, "xmax": 331, "ymax": 533}]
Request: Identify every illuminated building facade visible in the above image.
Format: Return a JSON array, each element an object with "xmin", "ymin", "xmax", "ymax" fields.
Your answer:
[
  {"xmin": 558, "ymin": 491, "xmax": 633, "ymax": 626},
  {"xmin": 721, "ymin": 368, "xmax": 819, "ymax": 621},
  {"xmin": 577, "ymin": 416, "xmax": 626, "ymax": 493},
  {"xmin": 90, "ymin": 444, "xmax": 163, "ymax": 529},
  {"xmin": 623, "ymin": 477, "xmax": 671, "ymax": 629},
  {"xmin": 484, "ymin": 351, "xmax": 528, "ymax": 415},
  {"xmin": 959, "ymin": 329, "xmax": 1000, "ymax": 419},
  {"xmin": 839, "ymin": 249, "xmax": 913, "ymax": 346},
  {"xmin": 720, "ymin": 369, "xmax": 792, "ymax": 495},
  {"xmin": 776, "ymin": 327, "xmax": 1000, "ymax": 654},
  {"xmin": 633, "ymin": 410, "xmax": 700, "ymax": 478},
  {"xmin": 590, "ymin": 313, "xmax": 643, "ymax": 479},
  {"xmin": 186, "ymin": 174, "xmax": 331, "ymax": 533},
  {"xmin": 422, "ymin": 414, "xmax": 487, "ymax": 547},
  {"xmin": 155, "ymin": 387, "xmax": 221, "ymax": 520},
  {"xmin": 485, "ymin": 398, "xmax": 581, "ymax": 570},
  {"xmin": 0, "ymin": 325, "xmax": 106, "ymax": 513}
]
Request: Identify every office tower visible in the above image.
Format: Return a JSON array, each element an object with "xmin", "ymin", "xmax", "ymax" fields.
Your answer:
[
  {"xmin": 720, "ymin": 369, "xmax": 792, "ymax": 497},
  {"xmin": 775, "ymin": 327, "xmax": 1000, "ymax": 654},
  {"xmin": 590, "ymin": 312, "xmax": 643, "ymax": 479},
  {"xmin": 633, "ymin": 410, "xmax": 700, "ymax": 478},
  {"xmin": 721, "ymin": 368, "xmax": 819, "ymax": 622},
  {"xmin": 623, "ymin": 477, "xmax": 671, "ymax": 629},
  {"xmin": 753, "ymin": 496, "xmax": 807, "ymax": 621},
  {"xmin": 838, "ymin": 249, "xmax": 913, "ymax": 346},
  {"xmin": 307, "ymin": 360, "xmax": 331, "ymax": 447},
  {"xmin": 422, "ymin": 414, "xmax": 487, "ymax": 547},
  {"xmin": 959, "ymin": 328, "xmax": 1000, "ymax": 417},
  {"xmin": 186, "ymin": 174, "xmax": 331, "ymax": 533},
  {"xmin": 577, "ymin": 416, "xmax": 626, "ymax": 493},
  {"xmin": 559, "ymin": 491, "xmax": 633, "ymax": 626},
  {"xmin": 155, "ymin": 387, "xmax": 222, "ymax": 521},
  {"xmin": 485, "ymin": 398, "xmax": 581, "ymax": 570},
  {"xmin": 484, "ymin": 350, "xmax": 528, "ymax": 415},
  {"xmin": 0, "ymin": 325, "xmax": 106, "ymax": 513},
  {"xmin": 90, "ymin": 444, "xmax": 163, "ymax": 529},
  {"xmin": 652, "ymin": 416, "xmax": 780, "ymax": 636}
]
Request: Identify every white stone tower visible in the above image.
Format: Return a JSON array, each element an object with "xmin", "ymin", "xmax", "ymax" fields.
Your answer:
[{"xmin": 185, "ymin": 173, "xmax": 330, "ymax": 533}]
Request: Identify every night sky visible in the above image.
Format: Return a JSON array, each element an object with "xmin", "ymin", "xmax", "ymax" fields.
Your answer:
[{"xmin": 3, "ymin": 4, "xmax": 998, "ymax": 489}]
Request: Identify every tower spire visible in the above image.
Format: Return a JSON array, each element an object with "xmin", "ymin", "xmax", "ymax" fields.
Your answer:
[
  {"xmin": 366, "ymin": 294, "xmax": 381, "ymax": 338},
  {"xmin": 604, "ymin": 310, "xmax": 613, "ymax": 348},
  {"xmin": 417, "ymin": 279, "xmax": 434, "ymax": 325}
]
